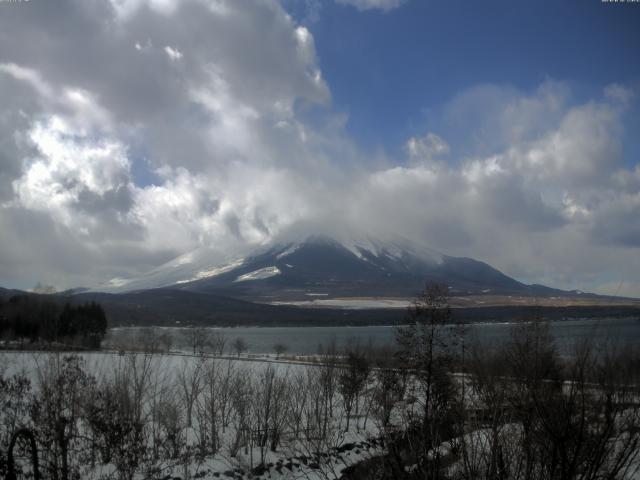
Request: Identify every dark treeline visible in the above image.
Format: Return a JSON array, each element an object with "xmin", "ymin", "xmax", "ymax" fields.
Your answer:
[
  {"xmin": 0, "ymin": 295, "xmax": 107, "ymax": 349},
  {"xmin": 2, "ymin": 286, "xmax": 640, "ymax": 328}
]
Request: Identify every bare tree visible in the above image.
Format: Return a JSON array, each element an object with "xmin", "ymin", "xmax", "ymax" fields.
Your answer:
[
  {"xmin": 0, "ymin": 365, "xmax": 32, "ymax": 479},
  {"xmin": 300, "ymin": 361, "xmax": 342, "ymax": 456},
  {"xmin": 457, "ymin": 320, "xmax": 640, "ymax": 480},
  {"xmin": 273, "ymin": 342, "xmax": 288, "ymax": 359},
  {"xmin": 460, "ymin": 340, "xmax": 515, "ymax": 480},
  {"xmin": 158, "ymin": 329, "xmax": 173, "ymax": 352},
  {"xmin": 229, "ymin": 370, "xmax": 253, "ymax": 458},
  {"xmin": 317, "ymin": 338, "xmax": 340, "ymax": 420},
  {"xmin": 218, "ymin": 359, "xmax": 237, "ymax": 433},
  {"xmin": 31, "ymin": 354, "xmax": 96, "ymax": 480},
  {"xmin": 268, "ymin": 369, "xmax": 290, "ymax": 453},
  {"xmin": 285, "ymin": 370, "xmax": 309, "ymax": 439},
  {"xmin": 338, "ymin": 350, "xmax": 370, "ymax": 431},
  {"xmin": 251, "ymin": 364, "xmax": 289, "ymax": 466},
  {"xmin": 177, "ymin": 357, "xmax": 204, "ymax": 429},
  {"xmin": 232, "ymin": 337, "xmax": 248, "ymax": 357},
  {"xmin": 208, "ymin": 330, "xmax": 227, "ymax": 356},
  {"xmin": 287, "ymin": 364, "xmax": 348, "ymax": 480},
  {"xmin": 86, "ymin": 363, "xmax": 150, "ymax": 480},
  {"xmin": 184, "ymin": 327, "xmax": 209, "ymax": 355},
  {"xmin": 146, "ymin": 355, "xmax": 174, "ymax": 461},
  {"xmin": 371, "ymin": 354, "xmax": 406, "ymax": 433},
  {"xmin": 155, "ymin": 396, "xmax": 184, "ymax": 459},
  {"xmin": 136, "ymin": 327, "xmax": 173, "ymax": 353},
  {"xmin": 195, "ymin": 357, "xmax": 233, "ymax": 455},
  {"xmin": 393, "ymin": 283, "xmax": 463, "ymax": 479}
]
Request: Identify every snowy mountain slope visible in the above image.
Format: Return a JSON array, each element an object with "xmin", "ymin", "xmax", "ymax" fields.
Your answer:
[
  {"xmin": 92, "ymin": 246, "xmax": 249, "ymax": 293},
  {"xmin": 91, "ymin": 233, "xmax": 575, "ymax": 301},
  {"xmin": 93, "ymin": 233, "xmax": 569, "ymax": 302}
]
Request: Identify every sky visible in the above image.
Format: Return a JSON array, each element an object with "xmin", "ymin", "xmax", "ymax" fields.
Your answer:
[{"xmin": 0, "ymin": 0, "xmax": 639, "ymax": 296}]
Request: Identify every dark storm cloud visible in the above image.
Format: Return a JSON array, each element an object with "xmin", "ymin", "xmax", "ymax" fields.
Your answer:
[{"xmin": 591, "ymin": 199, "xmax": 640, "ymax": 248}]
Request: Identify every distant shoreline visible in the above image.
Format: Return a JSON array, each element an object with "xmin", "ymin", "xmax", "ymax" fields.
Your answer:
[
  {"xmin": 106, "ymin": 305, "xmax": 640, "ymax": 328},
  {"xmin": 108, "ymin": 316, "xmax": 639, "ymax": 330}
]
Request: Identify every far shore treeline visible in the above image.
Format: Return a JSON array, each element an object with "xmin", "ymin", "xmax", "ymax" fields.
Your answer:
[{"xmin": 0, "ymin": 295, "xmax": 107, "ymax": 349}]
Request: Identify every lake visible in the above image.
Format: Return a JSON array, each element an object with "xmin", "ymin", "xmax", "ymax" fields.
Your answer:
[{"xmin": 106, "ymin": 317, "xmax": 640, "ymax": 355}]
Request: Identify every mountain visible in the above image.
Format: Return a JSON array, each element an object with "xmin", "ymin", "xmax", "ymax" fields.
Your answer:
[
  {"xmin": 4, "ymin": 233, "xmax": 639, "ymax": 328},
  {"xmin": 94, "ymin": 234, "xmax": 574, "ymax": 302}
]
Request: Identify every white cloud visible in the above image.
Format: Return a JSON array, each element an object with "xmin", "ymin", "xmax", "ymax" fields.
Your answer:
[
  {"xmin": 0, "ymin": 0, "xmax": 638, "ymax": 296},
  {"xmin": 0, "ymin": 63, "xmax": 53, "ymax": 99},
  {"xmin": 336, "ymin": 0, "xmax": 406, "ymax": 12},
  {"xmin": 164, "ymin": 45, "xmax": 183, "ymax": 60},
  {"xmin": 604, "ymin": 83, "xmax": 635, "ymax": 107},
  {"xmin": 16, "ymin": 118, "xmax": 130, "ymax": 209},
  {"xmin": 109, "ymin": 0, "xmax": 180, "ymax": 19},
  {"xmin": 405, "ymin": 132, "xmax": 450, "ymax": 163},
  {"xmin": 0, "ymin": 0, "xmax": 338, "ymax": 288}
]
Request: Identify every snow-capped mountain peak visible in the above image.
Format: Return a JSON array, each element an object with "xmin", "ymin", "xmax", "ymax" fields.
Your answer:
[{"xmin": 91, "ymin": 232, "xmax": 539, "ymax": 301}]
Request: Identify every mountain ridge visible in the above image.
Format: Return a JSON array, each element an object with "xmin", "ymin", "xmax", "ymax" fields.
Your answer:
[{"xmin": 91, "ymin": 234, "xmax": 600, "ymax": 303}]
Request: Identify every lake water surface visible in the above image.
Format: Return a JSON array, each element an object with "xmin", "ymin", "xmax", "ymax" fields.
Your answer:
[{"xmin": 107, "ymin": 317, "xmax": 640, "ymax": 355}]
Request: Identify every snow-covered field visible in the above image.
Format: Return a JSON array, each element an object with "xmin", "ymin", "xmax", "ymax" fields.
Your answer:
[
  {"xmin": 3, "ymin": 328, "xmax": 640, "ymax": 480},
  {"xmin": 270, "ymin": 298, "xmax": 411, "ymax": 309},
  {"xmin": 0, "ymin": 350, "xmax": 389, "ymax": 480}
]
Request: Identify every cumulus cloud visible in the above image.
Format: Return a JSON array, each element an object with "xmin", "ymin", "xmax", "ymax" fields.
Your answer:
[
  {"xmin": 405, "ymin": 132, "xmax": 450, "ymax": 164},
  {"xmin": 343, "ymin": 84, "xmax": 639, "ymax": 295},
  {"xmin": 0, "ymin": 0, "xmax": 332, "ymax": 287},
  {"xmin": 0, "ymin": 0, "xmax": 638, "ymax": 297}
]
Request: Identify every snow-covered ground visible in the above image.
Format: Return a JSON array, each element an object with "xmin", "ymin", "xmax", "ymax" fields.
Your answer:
[
  {"xmin": 0, "ymin": 351, "xmax": 389, "ymax": 480},
  {"xmin": 3, "ymin": 342, "xmax": 640, "ymax": 480},
  {"xmin": 271, "ymin": 298, "xmax": 411, "ymax": 309},
  {"xmin": 234, "ymin": 266, "xmax": 282, "ymax": 283}
]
